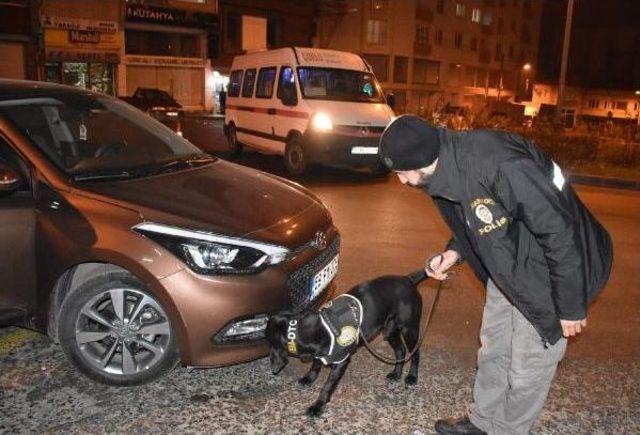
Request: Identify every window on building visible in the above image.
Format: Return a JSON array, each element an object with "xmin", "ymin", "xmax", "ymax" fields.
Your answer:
[
  {"xmin": 225, "ymin": 12, "xmax": 242, "ymax": 52},
  {"xmin": 391, "ymin": 90, "xmax": 407, "ymax": 113},
  {"xmin": 587, "ymin": 99, "xmax": 599, "ymax": 109},
  {"xmin": 256, "ymin": 67, "xmax": 277, "ymax": 98},
  {"xmin": 371, "ymin": 0, "xmax": 388, "ymax": 11},
  {"xmin": 267, "ymin": 18, "xmax": 282, "ymax": 48},
  {"xmin": 125, "ymin": 29, "xmax": 200, "ymax": 57},
  {"xmin": 416, "ymin": 24, "xmax": 429, "ymax": 45},
  {"xmin": 437, "ymin": 0, "xmax": 445, "ymax": 14},
  {"xmin": 603, "ymin": 101, "xmax": 608, "ymax": 109},
  {"xmin": 498, "ymin": 17, "xmax": 504, "ymax": 34},
  {"xmin": 455, "ymin": 3, "xmax": 466, "ymax": 17},
  {"xmin": 413, "ymin": 59, "xmax": 439, "ymax": 85},
  {"xmin": 483, "ymin": 10, "xmax": 493, "ymax": 26},
  {"xmin": 46, "ymin": 62, "xmax": 115, "ymax": 96},
  {"xmin": 393, "ymin": 56, "xmax": 408, "ymax": 83},
  {"xmin": 470, "ymin": 37, "xmax": 478, "ymax": 51},
  {"xmin": 435, "ymin": 29, "xmax": 444, "ymax": 45},
  {"xmin": 229, "ymin": 70, "xmax": 243, "ymax": 97},
  {"xmin": 471, "ymin": 8, "xmax": 481, "ymax": 23},
  {"xmin": 455, "ymin": 32, "xmax": 463, "ymax": 49},
  {"xmin": 363, "ymin": 54, "xmax": 389, "ymax": 82},
  {"xmin": 367, "ymin": 19, "xmax": 388, "ymax": 44},
  {"xmin": 241, "ymin": 68, "xmax": 256, "ymax": 98},
  {"xmin": 615, "ymin": 101, "xmax": 628, "ymax": 110}
]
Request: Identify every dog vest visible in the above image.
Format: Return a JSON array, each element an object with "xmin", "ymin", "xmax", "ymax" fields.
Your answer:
[{"xmin": 318, "ymin": 294, "xmax": 363, "ymax": 365}]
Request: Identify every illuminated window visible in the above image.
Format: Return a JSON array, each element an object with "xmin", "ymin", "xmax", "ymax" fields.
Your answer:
[
  {"xmin": 483, "ymin": 10, "xmax": 493, "ymax": 26},
  {"xmin": 367, "ymin": 19, "xmax": 388, "ymax": 44},
  {"xmin": 456, "ymin": 3, "xmax": 466, "ymax": 17},
  {"xmin": 471, "ymin": 8, "xmax": 481, "ymax": 23}
]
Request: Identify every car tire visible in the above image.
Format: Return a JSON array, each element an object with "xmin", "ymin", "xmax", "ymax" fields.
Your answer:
[
  {"xmin": 284, "ymin": 135, "xmax": 308, "ymax": 176},
  {"xmin": 370, "ymin": 161, "xmax": 391, "ymax": 177},
  {"xmin": 226, "ymin": 123, "xmax": 243, "ymax": 159},
  {"xmin": 58, "ymin": 271, "xmax": 179, "ymax": 386}
]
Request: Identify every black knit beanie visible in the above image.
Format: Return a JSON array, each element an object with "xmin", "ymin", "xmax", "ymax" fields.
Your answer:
[{"xmin": 379, "ymin": 115, "xmax": 441, "ymax": 171}]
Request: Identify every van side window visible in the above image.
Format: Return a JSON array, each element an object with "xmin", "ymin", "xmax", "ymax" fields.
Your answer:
[
  {"xmin": 229, "ymin": 70, "xmax": 243, "ymax": 97},
  {"xmin": 256, "ymin": 67, "xmax": 277, "ymax": 99},
  {"xmin": 241, "ymin": 68, "xmax": 257, "ymax": 98},
  {"xmin": 277, "ymin": 66, "xmax": 297, "ymax": 106}
]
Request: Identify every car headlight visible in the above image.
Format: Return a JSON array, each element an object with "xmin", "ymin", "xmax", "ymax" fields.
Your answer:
[
  {"xmin": 133, "ymin": 222, "xmax": 289, "ymax": 275},
  {"xmin": 311, "ymin": 112, "xmax": 333, "ymax": 132}
]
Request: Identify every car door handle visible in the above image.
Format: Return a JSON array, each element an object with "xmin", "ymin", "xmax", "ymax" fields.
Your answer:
[{"xmin": 267, "ymin": 108, "xmax": 276, "ymax": 115}]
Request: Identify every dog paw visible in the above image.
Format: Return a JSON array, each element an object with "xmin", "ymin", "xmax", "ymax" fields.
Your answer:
[
  {"xmin": 386, "ymin": 372, "xmax": 401, "ymax": 382},
  {"xmin": 404, "ymin": 374, "xmax": 418, "ymax": 386},
  {"xmin": 306, "ymin": 403, "xmax": 325, "ymax": 417},
  {"xmin": 298, "ymin": 376, "xmax": 315, "ymax": 387}
]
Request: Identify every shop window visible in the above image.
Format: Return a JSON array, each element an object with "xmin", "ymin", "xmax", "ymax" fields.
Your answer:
[
  {"xmin": 241, "ymin": 69, "xmax": 256, "ymax": 98},
  {"xmin": 125, "ymin": 29, "xmax": 200, "ymax": 58},
  {"xmin": 229, "ymin": 70, "xmax": 244, "ymax": 97},
  {"xmin": 393, "ymin": 56, "xmax": 408, "ymax": 83},
  {"xmin": 367, "ymin": 19, "xmax": 387, "ymax": 44},
  {"xmin": 256, "ymin": 67, "xmax": 277, "ymax": 98},
  {"xmin": 413, "ymin": 59, "xmax": 439, "ymax": 85},
  {"xmin": 362, "ymin": 54, "xmax": 388, "ymax": 82},
  {"xmin": 45, "ymin": 62, "xmax": 114, "ymax": 95}
]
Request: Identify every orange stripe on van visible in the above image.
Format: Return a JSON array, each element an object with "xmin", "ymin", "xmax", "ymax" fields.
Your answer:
[{"xmin": 226, "ymin": 105, "xmax": 309, "ymax": 119}]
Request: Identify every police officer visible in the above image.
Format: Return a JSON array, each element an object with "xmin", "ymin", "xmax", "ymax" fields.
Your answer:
[{"xmin": 379, "ymin": 115, "xmax": 613, "ymax": 435}]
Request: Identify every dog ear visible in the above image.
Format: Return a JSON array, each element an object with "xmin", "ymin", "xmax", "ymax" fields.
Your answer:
[{"xmin": 266, "ymin": 312, "xmax": 290, "ymax": 375}]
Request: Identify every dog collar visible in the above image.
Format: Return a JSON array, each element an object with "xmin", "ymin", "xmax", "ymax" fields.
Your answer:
[{"xmin": 286, "ymin": 319, "xmax": 298, "ymax": 355}]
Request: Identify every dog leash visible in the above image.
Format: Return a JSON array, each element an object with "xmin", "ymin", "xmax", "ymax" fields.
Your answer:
[{"xmin": 358, "ymin": 260, "xmax": 449, "ymax": 365}]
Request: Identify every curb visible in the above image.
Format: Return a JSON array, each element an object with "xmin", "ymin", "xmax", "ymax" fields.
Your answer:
[{"xmin": 569, "ymin": 174, "xmax": 640, "ymax": 191}]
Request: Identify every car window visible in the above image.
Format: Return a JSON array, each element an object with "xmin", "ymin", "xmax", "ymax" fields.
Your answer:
[
  {"xmin": 256, "ymin": 67, "xmax": 277, "ymax": 99},
  {"xmin": 0, "ymin": 95, "xmax": 206, "ymax": 179},
  {"xmin": 241, "ymin": 69, "xmax": 256, "ymax": 98},
  {"xmin": 229, "ymin": 70, "xmax": 243, "ymax": 97}
]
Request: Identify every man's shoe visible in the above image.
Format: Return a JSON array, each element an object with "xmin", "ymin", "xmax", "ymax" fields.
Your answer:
[{"xmin": 434, "ymin": 416, "xmax": 486, "ymax": 435}]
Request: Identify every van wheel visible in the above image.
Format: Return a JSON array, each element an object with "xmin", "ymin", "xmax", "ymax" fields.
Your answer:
[
  {"xmin": 284, "ymin": 136, "xmax": 307, "ymax": 176},
  {"xmin": 371, "ymin": 161, "xmax": 391, "ymax": 177},
  {"xmin": 58, "ymin": 271, "xmax": 179, "ymax": 386},
  {"xmin": 226, "ymin": 124, "xmax": 243, "ymax": 159}
]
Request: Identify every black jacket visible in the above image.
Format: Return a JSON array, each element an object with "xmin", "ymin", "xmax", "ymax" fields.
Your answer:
[{"xmin": 425, "ymin": 129, "xmax": 612, "ymax": 345}]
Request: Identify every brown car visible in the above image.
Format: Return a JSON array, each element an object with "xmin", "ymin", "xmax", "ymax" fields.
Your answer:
[{"xmin": 0, "ymin": 80, "xmax": 339, "ymax": 385}]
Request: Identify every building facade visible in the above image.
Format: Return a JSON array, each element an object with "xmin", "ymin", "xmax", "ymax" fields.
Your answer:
[
  {"xmin": 314, "ymin": 0, "xmax": 542, "ymax": 114},
  {"xmin": 0, "ymin": 0, "xmax": 39, "ymax": 81}
]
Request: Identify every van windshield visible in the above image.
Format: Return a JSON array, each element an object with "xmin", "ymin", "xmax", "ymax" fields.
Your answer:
[
  {"xmin": 0, "ymin": 93, "xmax": 214, "ymax": 181},
  {"xmin": 297, "ymin": 67, "xmax": 385, "ymax": 103}
]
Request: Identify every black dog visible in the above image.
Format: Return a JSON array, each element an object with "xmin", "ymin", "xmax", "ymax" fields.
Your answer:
[{"xmin": 266, "ymin": 270, "xmax": 427, "ymax": 417}]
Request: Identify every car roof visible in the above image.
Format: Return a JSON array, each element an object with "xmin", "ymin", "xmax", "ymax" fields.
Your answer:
[{"xmin": 0, "ymin": 79, "xmax": 98, "ymax": 102}]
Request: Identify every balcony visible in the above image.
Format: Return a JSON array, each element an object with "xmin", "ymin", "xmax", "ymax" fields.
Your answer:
[
  {"xmin": 479, "ymin": 49, "xmax": 491, "ymax": 63},
  {"xmin": 414, "ymin": 41, "xmax": 433, "ymax": 56},
  {"xmin": 416, "ymin": 7, "xmax": 434, "ymax": 22}
]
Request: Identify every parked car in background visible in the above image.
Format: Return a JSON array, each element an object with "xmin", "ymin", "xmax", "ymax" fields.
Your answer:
[
  {"xmin": 225, "ymin": 47, "xmax": 395, "ymax": 176},
  {"xmin": 120, "ymin": 87, "xmax": 184, "ymax": 135},
  {"xmin": 0, "ymin": 80, "xmax": 339, "ymax": 385}
]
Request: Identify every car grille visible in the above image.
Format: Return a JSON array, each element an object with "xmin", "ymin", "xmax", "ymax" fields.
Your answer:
[{"xmin": 287, "ymin": 236, "xmax": 340, "ymax": 313}]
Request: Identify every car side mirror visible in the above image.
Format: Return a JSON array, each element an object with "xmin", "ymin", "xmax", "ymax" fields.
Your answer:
[
  {"xmin": 280, "ymin": 84, "xmax": 298, "ymax": 107},
  {"xmin": 0, "ymin": 164, "xmax": 21, "ymax": 197}
]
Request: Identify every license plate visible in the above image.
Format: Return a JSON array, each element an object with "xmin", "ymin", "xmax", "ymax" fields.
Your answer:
[
  {"xmin": 310, "ymin": 255, "xmax": 339, "ymax": 301},
  {"xmin": 351, "ymin": 146, "xmax": 378, "ymax": 155}
]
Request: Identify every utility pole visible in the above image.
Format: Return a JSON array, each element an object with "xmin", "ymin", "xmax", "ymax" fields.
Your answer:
[{"xmin": 557, "ymin": 0, "xmax": 575, "ymax": 124}]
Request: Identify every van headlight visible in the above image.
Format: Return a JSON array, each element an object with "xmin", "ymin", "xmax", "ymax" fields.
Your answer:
[
  {"xmin": 133, "ymin": 223, "xmax": 289, "ymax": 275},
  {"xmin": 311, "ymin": 112, "xmax": 333, "ymax": 132}
]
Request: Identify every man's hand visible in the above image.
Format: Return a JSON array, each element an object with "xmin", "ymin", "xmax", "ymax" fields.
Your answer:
[
  {"xmin": 560, "ymin": 318, "xmax": 587, "ymax": 337},
  {"xmin": 425, "ymin": 250, "xmax": 460, "ymax": 280}
]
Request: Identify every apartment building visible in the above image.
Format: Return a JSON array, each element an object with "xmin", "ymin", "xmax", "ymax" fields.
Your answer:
[{"xmin": 314, "ymin": 0, "xmax": 542, "ymax": 114}]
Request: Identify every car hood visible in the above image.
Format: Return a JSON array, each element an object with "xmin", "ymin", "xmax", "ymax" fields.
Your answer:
[
  {"xmin": 304, "ymin": 100, "xmax": 394, "ymax": 127},
  {"xmin": 77, "ymin": 160, "xmax": 331, "ymax": 248}
]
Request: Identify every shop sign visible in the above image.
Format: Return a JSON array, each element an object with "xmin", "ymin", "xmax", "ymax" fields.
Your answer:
[
  {"xmin": 41, "ymin": 15, "xmax": 118, "ymax": 33},
  {"xmin": 126, "ymin": 55, "xmax": 206, "ymax": 68},
  {"xmin": 46, "ymin": 49, "xmax": 120, "ymax": 63},
  {"xmin": 69, "ymin": 30, "xmax": 101, "ymax": 44},
  {"xmin": 125, "ymin": 4, "xmax": 218, "ymax": 29}
]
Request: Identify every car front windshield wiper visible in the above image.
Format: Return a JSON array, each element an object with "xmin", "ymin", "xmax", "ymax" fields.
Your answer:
[
  {"xmin": 147, "ymin": 153, "xmax": 217, "ymax": 176},
  {"xmin": 73, "ymin": 170, "xmax": 136, "ymax": 182}
]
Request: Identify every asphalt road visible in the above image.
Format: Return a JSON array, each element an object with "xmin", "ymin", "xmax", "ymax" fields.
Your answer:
[{"xmin": 1, "ymin": 118, "xmax": 639, "ymax": 434}]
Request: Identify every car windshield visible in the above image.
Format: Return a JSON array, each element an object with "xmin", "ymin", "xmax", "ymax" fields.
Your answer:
[
  {"xmin": 141, "ymin": 89, "xmax": 175, "ymax": 104},
  {"xmin": 297, "ymin": 67, "xmax": 385, "ymax": 103},
  {"xmin": 0, "ymin": 93, "xmax": 213, "ymax": 181}
]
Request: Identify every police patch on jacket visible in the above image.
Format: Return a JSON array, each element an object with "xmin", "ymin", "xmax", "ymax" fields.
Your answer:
[
  {"xmin": 470, "ymin": 198, "xmax": 508, "ymax": 236},
  {"xmin": 318, "ymin": 294, "xmax": 363, "ymax": 365}
]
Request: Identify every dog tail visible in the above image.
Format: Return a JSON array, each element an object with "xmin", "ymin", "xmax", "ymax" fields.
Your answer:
[{"xmin": 408, "ymin": 268, "xmax": 428, "ymax": 286}]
